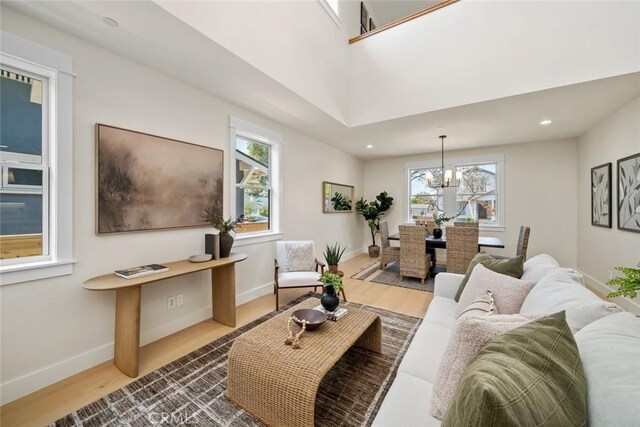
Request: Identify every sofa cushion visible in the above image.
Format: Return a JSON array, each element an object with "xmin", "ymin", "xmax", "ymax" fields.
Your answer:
[
  {"xmin": 574, "ymin": 312, "xmax": 640, "ymax": 427},
  {"xmin": 442, "ymin": 311, "xmax": 587, "ymax": 427},
  {"xmin": 454, "ymin": 252, "xmax": 524, "ymax": 301},
  {"xmin": 456, "ymin": 264, "xmax": 535, "ymax": 316},
  {"xmin": 422, "ymin": 296, "xmax": 458, "ymax": 329},
  {"xmin": 372, "ymin": 373, "xmax": 440, "ymax": 427},
  {"xmin": 520, "ymin": 269, "xmax": 621, "ymax": 332},
  {"xmin": 520, "ymin": 253, "xmax": 560, "ymax": 282},
  {"xmin": 398, "ymin": 321, "xmax": 452, "ymax": 383},
  {"xmin": 431, "ymin": 313, "xmax": 541, "ymax": 420}
]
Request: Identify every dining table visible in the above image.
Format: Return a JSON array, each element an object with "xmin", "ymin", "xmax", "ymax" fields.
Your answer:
[{"xmin": 387, "ymin": 233, "xmax": 505, "ymax": 274}]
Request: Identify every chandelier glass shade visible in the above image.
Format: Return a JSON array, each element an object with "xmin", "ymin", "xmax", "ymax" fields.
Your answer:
[{"xmin": 426, "ymin": 135, "xmax": 461, "ymax": 189}]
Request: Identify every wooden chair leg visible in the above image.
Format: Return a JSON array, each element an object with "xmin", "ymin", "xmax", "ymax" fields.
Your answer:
[
  {"xmin": 275, "ymin": 287, "xmax": 279, "ymax": 310},
  {"xmin": 421, "ymin": 277, "xmax": 425, "ymax": 285},
  {"xmin": 341, "ymin": 288, "xmax": 348, "ymax": 302}
]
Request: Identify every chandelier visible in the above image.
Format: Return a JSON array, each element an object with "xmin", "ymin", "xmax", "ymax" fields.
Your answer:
[{"xmin": 426, "ymin": 135, "xmax": 461, "ymax": 189}]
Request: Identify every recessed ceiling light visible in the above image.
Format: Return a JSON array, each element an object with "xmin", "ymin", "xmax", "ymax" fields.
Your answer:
[
  {"xmin": 102, "ymin": 17, "xmax": 118, "ymax": 27},
  {"xmin": 366, "ymin": 145, "xmax": 373, "ymax": 149},
  {"xmin": 540, "ymin": 119, "xmax": 552, "ymax": 126}
]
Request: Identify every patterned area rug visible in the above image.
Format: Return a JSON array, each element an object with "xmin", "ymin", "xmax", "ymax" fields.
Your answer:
[
  {"xmin": 352, "ymin": 261, "xmax": 436, "ymax": 292},
  {"xmin": 53, "ymin": 293, "xmax": 421, "ymax": 427}
]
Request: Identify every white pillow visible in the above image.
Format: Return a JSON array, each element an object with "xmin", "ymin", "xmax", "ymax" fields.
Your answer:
[
  {"xmin": 521, "ymin": 254, "xmax": 560, "ymax": 282},
  {"xmin": 520, "ymin": 270, "xmax": 621, "ymax": 332},
  {"xmin": 456, "ymin": 264, "xmax": 535, "ymax": 317},
  {"xmin": 457, "ymin": 290, "xmax": 496, "ymax": 319},
  {"xmin": 283, "ymin": 242, "xmax": 315, "ymax": 272},
  {"xmin": 430, "ymin": 313, "xmax": 541, "ymax": 419},
  {"xmin": 574, "ymin": 312, "xmax": 640, "ymax": 427}
]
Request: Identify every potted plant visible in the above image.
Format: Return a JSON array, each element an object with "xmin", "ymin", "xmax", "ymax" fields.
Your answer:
[
  {"xmin": 356, "ymin": 191, "xmax": 394, "ymax": 257},
  {"xmin": 432, "ymin": 213, "xmax": 453, "ymax": 239},
  {"xmin": 607, "ymin": 262, "xmax": 640, "ymax": 299},
  {"xmin": 318, "ymin": 272, "xmax": 344, "ymax": 312},
  {"xmin": 203, "ymin": 209, "xmax": 239, "ymax": 258},
  {"xmin": 323, "ymin": 242, "xmax": 347, "ymax": 273}
]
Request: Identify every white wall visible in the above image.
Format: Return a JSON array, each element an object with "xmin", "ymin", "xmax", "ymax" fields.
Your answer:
[
  {"xmin": 156, "ymin": 0, "xmax": 361, "ymax": 125},
  {"xmin": 577, "ymin": 97, "xmax": 640, "ymax": 312},
  {"xmin": 363, "ymin": 139, "xmax": 579, "ymax": 267},
  {"xmin": 349, "ymin": 0, "xmax": 640, "ymax": 125},
  {"xmin": 0, "ymin": 8, "xmax": 364, "ymax": 404}
]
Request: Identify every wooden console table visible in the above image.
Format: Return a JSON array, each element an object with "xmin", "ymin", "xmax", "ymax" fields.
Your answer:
[{"xmin": 83, "ymin": 252, "xmax": 247, "ymax": 378}]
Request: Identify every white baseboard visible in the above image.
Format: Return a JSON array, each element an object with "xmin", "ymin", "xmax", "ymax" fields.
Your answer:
[
  {"xmin": 579, "ymin": 270, "xmax": 640, "ymax": 316},
  {"xmin": 0, "ymin": 280, "xmax": 277, "ymax": 405},
  {"xmin": 343, "ymin": 247, "xmax": 366, "ymax": 261},
  {"xmin": 0, "ymin": 341, "xmax": 114, "ymax": 405}
]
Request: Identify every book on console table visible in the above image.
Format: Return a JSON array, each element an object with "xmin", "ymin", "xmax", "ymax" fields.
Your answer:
[
  {"xmin": 114, "ymin": 264, "xmax": 169, "ymax": 279},
  {"xmin": 312, "ymin": 304, "xmax": 348, "ymax": 321}
]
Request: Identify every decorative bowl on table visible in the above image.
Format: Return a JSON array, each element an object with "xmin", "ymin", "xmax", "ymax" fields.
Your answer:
[{"xmin": 292, "ymin": 309, "xmax": 327, "ymax": 331}]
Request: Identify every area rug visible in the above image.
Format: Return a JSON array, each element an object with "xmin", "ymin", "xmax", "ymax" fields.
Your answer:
[
  {"xmin": 352, "ymin": 261, "xmax": 436, "ymax": 292},
  {"xmin": 52, "ymin": 293, "xmax": 421, "ymax": 427}
]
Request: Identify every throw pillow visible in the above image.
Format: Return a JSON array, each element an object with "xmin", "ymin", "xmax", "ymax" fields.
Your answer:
[
  {"xmin": 283, "ymin": 242, "xmax": 315, "ymax": 272},
  {"xmin": 455, "ymin": 264, "xmax": 535, "ymax": 317},
  {"xmin": 442, "ymin": 311, "xmax": 588, "ymax": 427},
  {"xmin": 454, "ymin": 251, "xmax": 524, "ymax": 302},
  {"xmin": 456, "ymin": 290, "xmax": 496, "ymax": 319},
  {"xmin": 520, "ymin": 269, "xmax": 622, "ymax": 332},
  {"xmin": 574, "ymin": 312, "xmax": 640, "ymax": 427},
  {"xmin": 430, "ymin": 312, "xmax": 541, "ymax": 420}
]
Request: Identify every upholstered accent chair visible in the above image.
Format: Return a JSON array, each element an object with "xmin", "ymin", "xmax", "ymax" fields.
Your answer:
[
  {"xmin": 399, "ymin": 225, "xmax": 432, "ymax": 284},
  {"xmin": 379, "ymin": 221, "xmax": 400, "ymax": 269},
  {"xmin": 274, "ymin": 241, "xmax": 325, "ymax": 310},
  {"xmin": 446, "ymin": 222, "xmax": 479, "ymax": 274}
]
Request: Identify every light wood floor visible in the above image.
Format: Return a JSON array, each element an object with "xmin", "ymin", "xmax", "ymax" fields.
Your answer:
[{"xmin": 0, "ymin": 254, "xmax": 432, "ymax": 427}]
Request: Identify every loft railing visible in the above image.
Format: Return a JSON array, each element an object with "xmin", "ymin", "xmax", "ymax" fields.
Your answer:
[{"xmin": 349, "ymin": 0, "xmax": 459, "ymax": 44}]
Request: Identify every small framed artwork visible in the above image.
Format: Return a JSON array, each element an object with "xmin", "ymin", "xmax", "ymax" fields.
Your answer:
[
  {"xmin": 369, "ymin": 18, "xmax": 376, "ymax": 31},
  {"xmin": 617, "ymin": 152, "xmax": 640, "ymax": 233},
  {"xmin": 360, "ymin": 24, "xmax": 367, "ymax": 35},
  {"xmin": 591, "ymin": 163, "xmax": 611, "ymax": 228},
  {"xmin": 361, "ymin": 2, "xmax": 369, "ymax": 29}
]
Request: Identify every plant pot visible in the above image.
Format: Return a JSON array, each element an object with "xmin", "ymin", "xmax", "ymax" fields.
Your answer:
[
  {"xmin": 433, "ymin": 228, "xmax": 443, "ymax": 239},
  {"xmin": 328, "ymin": 264, "xmax": 339, "ymax": 274},
  {"xmin": 219, "ymin": 233, "xmax": 234, "ymax": 258},
  {"xmin": 368, "ymin": 245, "xmax": 380, "ymax": 258},
  {"xmin": 321, "ymin": 286, "xmax": 340, "ymax": 312}
]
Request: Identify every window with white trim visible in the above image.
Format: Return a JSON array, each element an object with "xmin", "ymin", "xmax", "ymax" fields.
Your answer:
[
  {"xmin": 406, "ymin": 155, "xmax": 504, "ymax": 228},
  {"xmin": 230, "ymin": 118, "xmax": 282, "ymax": 243},
  {"xmin": 318, "ymin": 0, "xmax": 341, "ymax": 26},
  {"xmin": 1, "ymin": 33, "xmax": 74, "ymax": 285}
]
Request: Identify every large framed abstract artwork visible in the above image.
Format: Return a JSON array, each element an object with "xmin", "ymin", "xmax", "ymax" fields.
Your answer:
[
  {"xmin": 96, "ymin": 124, "xmax": 223, "ymax": 234},
  {"xmin": 591, "ymin": 163, "xmax": 611, "ymax": 228},
  {"xmin": 617, "ymin": 152, "xmax": 640, "ymax": 233}
]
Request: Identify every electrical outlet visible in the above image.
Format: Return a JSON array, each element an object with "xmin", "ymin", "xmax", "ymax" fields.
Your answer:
[
  {"xmin": 177, "ymin": 294, "xmax": 183, "ymax": 306},
  {"xmin": 168, "ymin": 296, "xmax": 176, "ymax": 309}
]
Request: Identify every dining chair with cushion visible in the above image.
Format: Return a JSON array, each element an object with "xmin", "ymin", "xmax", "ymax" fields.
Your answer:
[
  {"xmin": 446, "ymin": 222, "xmax": 480, "ymax": 274},
  {"xmin": 399, "ymin": 225, "xmax": 432, "ymax": 285},
  {"xmin": 379, "ymin": 221, "xmax": 400, "ymax": 270},
  {"xmin": 495, "ymin": 226, "xmax": 531, "ymax": 260},
  {"xmin": 274, "ymin": 241, "xmax": 325, "ymax": 310},
  {"xmin": 415, "ymin": 216, "xmax": 437, "ymax": 235}
]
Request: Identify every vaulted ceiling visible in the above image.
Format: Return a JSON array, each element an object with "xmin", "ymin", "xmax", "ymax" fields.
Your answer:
[{"xmin": 5, "ymin": 0, "xmax": 640, "ymax": 159}]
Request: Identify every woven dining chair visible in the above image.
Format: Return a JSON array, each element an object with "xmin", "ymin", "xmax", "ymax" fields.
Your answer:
[
  {"xmin": 379, "ymin": 221, "xmax": 400, "ymax": 269},
  {"xmin": 446, "ymin": 222, "xmax": 479, "ymax": 274},
  {"xmin": 495, "ymin": 226, "xmax": 531, "ymax": 260},
  {"xmin": 415, "ymin": 216, "xmax": 437, "ymax": 235},
  {"xmin": 399, "ymin": 225, "xmax": 432, "ymax": 284}
]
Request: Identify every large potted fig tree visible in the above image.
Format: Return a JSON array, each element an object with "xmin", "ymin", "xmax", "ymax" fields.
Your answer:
[{"xmin": 356, "ymin": 191, "xmax": 394, "ymax": 258}]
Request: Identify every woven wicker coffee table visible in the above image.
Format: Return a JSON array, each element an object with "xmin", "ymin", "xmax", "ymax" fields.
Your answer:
[{"xmin": 227, "ymin": 298, "xmax": 382, "ymax": 427}]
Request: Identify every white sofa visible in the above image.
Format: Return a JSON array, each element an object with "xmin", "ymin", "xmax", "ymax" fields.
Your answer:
[{"xmin": 372, "ymin": 254, "xmax": 639, "ymax": 427}]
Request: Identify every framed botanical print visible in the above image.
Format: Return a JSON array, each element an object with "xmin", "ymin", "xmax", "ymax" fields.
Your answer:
[
  {"xmin": 617, "ymin": 152, "xmax": 640, "ymax": 233},
  {"xmin": 591, "ymin": 163, "xmax": 611, "ymax": 228}
]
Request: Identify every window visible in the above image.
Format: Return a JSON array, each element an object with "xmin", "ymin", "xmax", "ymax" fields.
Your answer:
[
  {"xmin": 230, "ymin": 117, "xmax": 282, "ymax": 244},
  {"xmin": 405, "ymin": 155, "xmax": 504, "ymax": 228},
  {"xmin": 318, "ymin": 0, "xmax": 341, "ymax": 26},
  {"xmin": 1, "ymin": 33, "xmax": 73, "ymax": 285}
]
